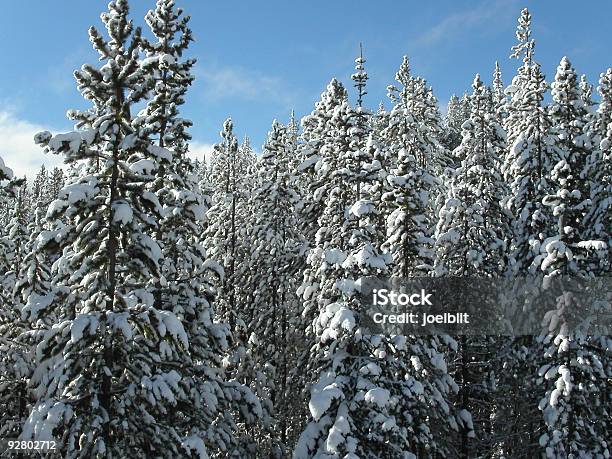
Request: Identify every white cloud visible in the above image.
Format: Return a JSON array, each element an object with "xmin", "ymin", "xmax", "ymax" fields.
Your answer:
[
  {"xmin": 0, "ymin": 112, "xmax": 221, "ymax": 178},
  {"xmin": 0, "ymin": 111, "xmax": 64, "ymax": 179},
  {"xmin": 414, "ymin": 0, "xmax": 518, "ymax": 46},
  {"xmin": 197, "ymin": 63, "xmax": 295, "ymax": 108},
  {"xmin": 188, "ymin": 141, "xmax": 215, "ymax": 164}
]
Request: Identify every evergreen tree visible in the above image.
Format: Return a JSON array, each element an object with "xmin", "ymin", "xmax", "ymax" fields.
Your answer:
[
  {"xmin": 205, "ymin": 117, "xmax": 265, "ymax": 454},
  {"xmin": 48, "ymin": 167, "xmax": 65, "ymax": 203},
  {"xmin": 297, "ymin": 79, "xmax": 349, "ymax": 246},
  {"xmin": 22, "ymin": 3, "xmax": 257, "ymax": 457},
  {"xmin": 295, "ymin": 62, "xmax": 456, "ymax": 457},
  {"xmin": 584, "ymin": 68, "xmax": 612, "ymax": 265},
  {"xmin": 434, "ymin": 74, "xmax": 509, "ymax": 278},
  {"xmin": 442, "ymin": 93, "xmax": 471, "ymax": 154},
  {"xmin": 295, "ymin": 120, "xmax": 433, "ymax": 459},
  {"xmin": 492, "ymin": 62, "xmax": 505, "ymax": 113},
  {"xmin": 140, "ymin": 2, "xmax": 262, "ymax": 456},
  {"xmin": 537, "ymin": 56, "xmax": 610, "ymax": 458},
  {"xmin": 243, "ymin": 121, "xmax": 304, "ymax": 457},
  {"xmin": 0, "ymin": 156, "xmax": 17, "ymax": 297},
  {"xmin": 492, "ymin": 11, "xmax": 557, "ymax": 456},
  {"xmin": 504, "ymin": 51, "xmax": 556, "ymax": 275},
  {"xmin": 0, "ymin": 188, "xmax": 32, "ymax": 441},
  {"xmin": 433, "ymin": 74, "xmax": 510, "ymax": 458},
  {"xmin": 382, "ymin": 57, "xmax": 439, "ymax": 277},
  {"xmin": 31, "ymin": 165, "xmax": 50, "ymax": 213},
  {"xmin": 205, "ymin": 118, "xmax": 256, "ymax": 339}
]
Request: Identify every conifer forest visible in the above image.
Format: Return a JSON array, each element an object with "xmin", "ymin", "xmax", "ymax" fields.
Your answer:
[{"xmin": 0, "ymin": 1, "xmax": 610, "ymax": 458}]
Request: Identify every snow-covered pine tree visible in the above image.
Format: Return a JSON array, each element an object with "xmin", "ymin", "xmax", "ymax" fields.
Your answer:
[
  {"xmin": 583, "ymin": 68, "xmax": 612, "ymax": 269},
  {"xmin": 25, "ymin": 1, "xmax": 173, "ymax": 454},
  {"xmin": 297, "ymin": 78, "xmax": 349, "ymax": 246},
  {"xmin": 442, "ymin": 93, "xmax": 471, "ymax": 154},
  {"xmin": 294, "ymin": 114, "xmax": 433, "ymax": 459},
  {"xmin": 206, "ymin": 118, "xmax": 242, "ymax": 330},
  {"xmin": 241, "ymin": 120, "xmax": 305, "ymax": 457},
  {"xmin": 295, "ymin": 61, "xmax": 457, "ymax": 456},
  {"xmin": 348, "ymin": 44, "xmax": 372, "ymax": 198},
  {"xmin": 346, "ymin": 46, "xmax": 387, "ymax": 245},
  {"xmin": 0, "ymin": 186, "xmax": 32, "ymax": 441},
  {"xmin": 20, "ymin": 2, "xmax": 256, "ymax": 457},
  {"xmin": 0, "ymin": 156, "xmax": 18, "ymax": 293},
  {"xmin": 384, "ymin": 57, "xmax": 450, "ymax": 177},
  {"xmin": 382, "ymin": 57, "xmax": 438, "ymax": 277},
  {"xmin": 504, "ymin": 11, "xmax": 557, "ymax": 275},
  {"xmin": 31, "ymin": 165, "xmax": 50, "ymax": 213},
  {"xmin": 295, "ymin": 80, "xmax": 354, "ymax": 414},
  {"xmin": 442, "ymin": 95, "xmax": 462, "ymax": 152},
  {"xmin": 492, "ymin": 61, "xmax": 507, "ymax": 124},
  {"xmin": 48, "ymin": 167, "xmax": 65, "ymax": 204},
  {"xmin": 492, "ymin": 10, "xmax": 558, "ymax": 456},
  {"xmin": 204, "ymin": 117, "xmax": 266, "ymax": 454},
  {"xmin": 536, "ymin": 56, "xmax": 610, "ymax": 459},
  {"xmin": 139, "ymin": 2, "xmax": 262, "ymax": 456},
  {"xmin": 369, "ymin": 58, "xmax": 461, "ymax": 458},
  {"xmin": 433, "ymin": 74, "xmax": 510, "ymax": 458},
  {"xmin": 288, "ymin": 109, "xmax": 299, "ymax": 150},
  {"xmin": 299, "ymin": 77, "xmax": 357, "ymax": 340},
  {"xmin": 370, "ymin": 102, "xmax": 388, "ymax": 144},
  {"xmin": 3, "ymin": 188, "xmax": 30, "ymax": 304}
]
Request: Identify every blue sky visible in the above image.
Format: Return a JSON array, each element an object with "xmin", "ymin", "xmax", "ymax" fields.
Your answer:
[{"xmin": 1, "ymin": 0, "xmax": 610, "ymax": 176}]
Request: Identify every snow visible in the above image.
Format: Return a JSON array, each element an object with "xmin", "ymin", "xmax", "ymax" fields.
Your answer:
[
  {"xmin": 156, "ymin": 311, "xmax": 189, "ymax": 349},
  {"xmin": 43, "ymin": 130, "xmax": 96, "ymax": 154},
  {"xmin": 112, "ymin": 201, "xmax": 133, "ymax": 225},
  {"xmin": 324, "ymin": 248, "xmax": 347, "ymax": 265},
  {"xmin": 335, "ymin": 278, "xmax": 359, "ymax": 295},
  {"xmin": 326, "ymin": 404, "xmax": 350, "ymax": 453},
  {"xmin": 62, "ymin": 182, "xmax": 98, "ymax": 206},
  {"xmin": 21, "ymin": 292, "xmax": 55, "ymax": 321},
  {"xmin": 141, "ymin": 370, "xmax": 181, "ymax": 405},
  {"xmin": 181, "ymin": 436, "xmax": 209, "ymax": 459},
  {"xmin": 33, "ymin": 131, "xmax": 52, "ymax": 146},
  {"xmin": 349, "ymin": 200, "xmax": 375, "ymax": 218},
  {"xmin": 159, "ymin": 53, "xmax": 176, "ymax": 67},
  {"xmin": 309, "ymin": 379, "xmax": 344, "ymax": 421},
  {"xmin": 142, "ymin": 191, "xmax": 163, "ymax": 214},
  {"xmin": 21, "ymin": 400, "xmax": 73, "ymax": 441},
  {"xmin": 140, "ymin": 55, "xmax": 159, "ymax": 69},
  {"xmin": 360, "ymin": 362, "xmax": 382, "ymax": 376},
  {"xmin": 329, "ymin": 307, "xmax": 356, "ymax": 332},
  {"xmin": 298, "ymin": 154, "xmax": 321, "ymax": 171},
  {"xmin": 576, "ymin": 240, "xmax": 607, "ymax": 251},
  {"xmin": 129, "ymin": 159, "xmax": 157, "ymax": 175},
  {"xmin": 203, "ymin": 259, "xmax": 224, "ymax": 279},
  {"xmin": 344, "ymin": 244, "xmax": 388, "ymax": 270},
  {"xmin": 188, "ymin": 202, "xmax": 207, "ymax": 221},
  {"xmin": 147, "ymin": 144, "xmax": 173, "ymax": 161},
  {"xmin": 138, "ymin": 233, "xmax": 163, "ymax": 264},
  {"xmin": 110, "ymin": 312, "xmax": 133, "ymax": 340},
  {"xmin": 364, "ymin": 387, "xmax": 390, "ymax": 407},
  {"xmin": 70, "ymin": 314, "xmax": 99, "ymax": 344},
  {"xmin": 458, "ymin": 409, "xmax": 475, "ymax": 437}
]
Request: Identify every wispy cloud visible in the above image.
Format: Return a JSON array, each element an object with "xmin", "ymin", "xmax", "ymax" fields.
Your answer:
[
  {"xmin": 0, "ymin": 111, "xmax": 63, "ymax": 178},
  {"xmin": 43, "ymin": 45, "xmax": 93, "ymax": 95},
  {"xmin": 413, "ymin": 0, "xmax": 519, "ymax": 47},
  {"xmin": 196, "ymin": 63, "xmax": 296, "ymax": 108}
]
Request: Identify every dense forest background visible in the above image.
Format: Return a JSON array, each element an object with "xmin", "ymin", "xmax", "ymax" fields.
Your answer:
[{"xmin": 0, "ymin": 1, "xmax": 610, "ymax": 458}]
